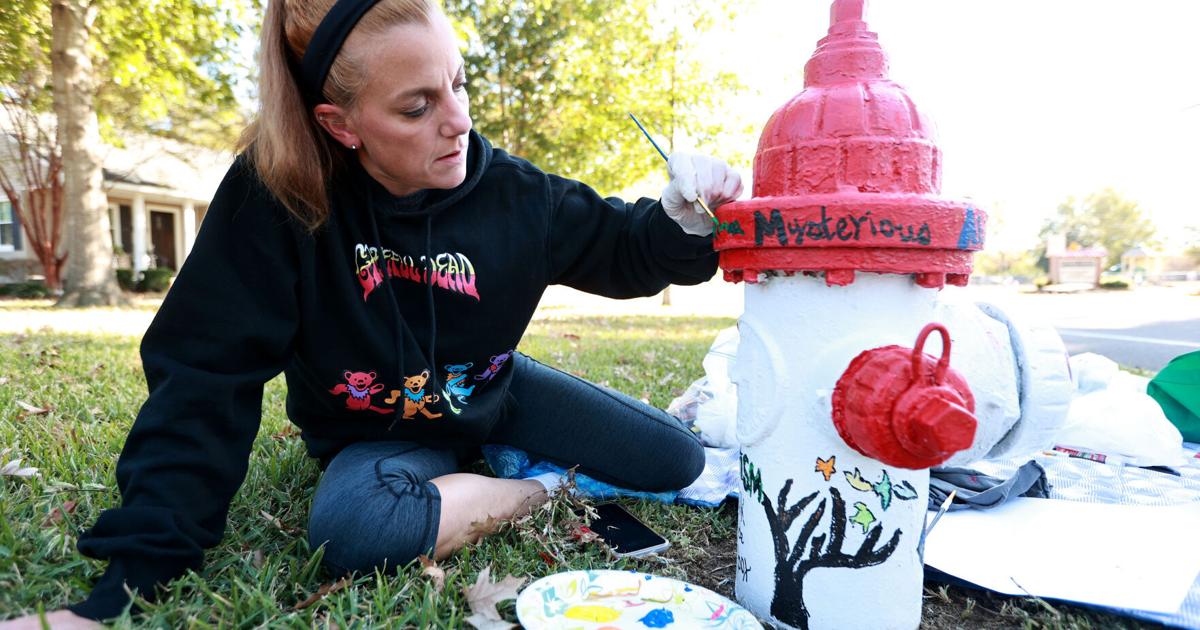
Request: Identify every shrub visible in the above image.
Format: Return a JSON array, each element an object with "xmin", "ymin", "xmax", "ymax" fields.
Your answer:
[
  {"xmin": 0, "ymin": 280, "xmax": 49, "ymax": 298},
  {"xmin": 1099, "ymin": 279, "xmax": 1130, "ymax": 290},
  {"xmin": 115, "ymin": 268, "xmax": 137, "ymax": 291},
  {"xmin": 140, "ymin": 267, "xmax": 174, "ymax": 293}
]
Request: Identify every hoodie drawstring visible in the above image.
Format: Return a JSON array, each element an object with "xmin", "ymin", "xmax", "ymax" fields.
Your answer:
[
  {"xmin": 365, "ymin": 197, "xmax": 441, "ymax": 430},
  {"xmin": 423, "ymin": 215, "xmax": 439, "ymax": 398},
  {"xmin": 364, "ymin": 206, "xmax": 407, "ymax": 430}
]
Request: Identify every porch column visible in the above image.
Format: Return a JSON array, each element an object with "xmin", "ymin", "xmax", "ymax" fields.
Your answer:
[
  {"xmin": 181, "ymin": 200, "xmax": 196, "ymax": 261},
  {"xmin": 131, "ymin": 193, "xmax": 148, "ymax": 275}
]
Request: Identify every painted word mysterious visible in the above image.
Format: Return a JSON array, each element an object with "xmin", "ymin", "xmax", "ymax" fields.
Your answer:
[
  {"xmin": 716, "ymin": 220, "xmax": 745, "ymax": 236},
  {"xmin": 355, "ymin": 244, "xmax": 480, "ymax": 302},
  {"xmin": 754, "ymin": 207, "xmax": 932, "ymax": 248}
]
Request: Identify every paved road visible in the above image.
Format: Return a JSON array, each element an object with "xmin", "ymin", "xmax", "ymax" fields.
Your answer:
[{"xmin": 1057, "ymin": 320, "xmax": 1200, "ymax": 372}]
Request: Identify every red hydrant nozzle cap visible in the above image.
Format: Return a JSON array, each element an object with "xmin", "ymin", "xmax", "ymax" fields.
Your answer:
[
  {"xmin": 904, "ymin": 392, "xmax": 976, "ymax": 457},
  {"xmin": 831, "ymin": 322, "xmax": 978, "ymax": 469}
]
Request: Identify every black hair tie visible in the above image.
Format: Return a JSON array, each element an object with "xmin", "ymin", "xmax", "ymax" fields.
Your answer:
[{"xmin": 297, "ymin": 0, "xmax": 384, "ymax": 105}]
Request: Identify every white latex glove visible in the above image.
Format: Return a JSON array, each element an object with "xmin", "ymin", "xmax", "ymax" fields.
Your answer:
[{"xmin": 661, "ymin": 152, "xmax": 743, "ymax": 237}]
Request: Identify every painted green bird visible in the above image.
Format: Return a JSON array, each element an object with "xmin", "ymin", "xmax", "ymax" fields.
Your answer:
[
  {"xmin": 850, "ymin": 501, "xmax": 877, "ymax": 533},
  {"xmin": 845, "ymin": 468, "xmax": 919, "ymax": 511}
]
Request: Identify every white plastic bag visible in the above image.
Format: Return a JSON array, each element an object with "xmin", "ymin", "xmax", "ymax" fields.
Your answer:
[
  {"xmin": 1069, "ymin": 352, "xmax": 1120, "ymax": 394},
  {"xmin": 1055, "ymin": 353, "xmax": 1183, "ymax": 466},
  {"xmin": 666, "ymin": 326, "xmax": 739, "ymax": 448}
]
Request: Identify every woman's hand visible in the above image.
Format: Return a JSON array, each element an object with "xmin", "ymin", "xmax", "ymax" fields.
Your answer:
[
  {"xmin": 0, "ymin": 610, "xmax": 102, "ymax": 629},
  {"xmin": 661, "ymin": 152, "xmax": 744, "ymax": 237}
]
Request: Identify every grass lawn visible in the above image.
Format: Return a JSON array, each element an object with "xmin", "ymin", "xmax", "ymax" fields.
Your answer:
[{"xmin": 0, "ymin": 314, "xmax": 1159, "ymax": 628}]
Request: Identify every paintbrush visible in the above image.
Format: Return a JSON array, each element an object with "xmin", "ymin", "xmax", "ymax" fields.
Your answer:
[
  {"xmin": 917, "ymin": 489, "xmax": 956, "ymax": 561},
  {"xmin": 627, "ymin": 113, "xmax": 719, "ymax": 224}
]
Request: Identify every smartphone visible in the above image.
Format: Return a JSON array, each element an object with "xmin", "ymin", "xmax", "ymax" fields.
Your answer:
[{"xmin": 588, "ymin": 503, "xmax": 671, "ymax": 558}]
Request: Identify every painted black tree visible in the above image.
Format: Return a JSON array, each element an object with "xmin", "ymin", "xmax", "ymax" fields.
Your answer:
[{"xmin": 760, "ymin": 480, "xmax": 902, "ymax": 629}]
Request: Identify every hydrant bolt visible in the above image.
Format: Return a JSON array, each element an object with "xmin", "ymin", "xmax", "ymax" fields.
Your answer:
[{"xmin": 896, "ymin": 390, "xmax": 976, "ymax": 458}]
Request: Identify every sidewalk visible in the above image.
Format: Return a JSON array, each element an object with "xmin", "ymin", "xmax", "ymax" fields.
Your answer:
[
  {"xmin": 0, "ymin": 279, "xmax": 745, "ymax": 338},
  {"xmin": 0, "ymin": 298, "xmax": 161, "ymax": 337},
  {"xmin": 536, "ymin": 277, "xmax": 742, "ymax": 319}
]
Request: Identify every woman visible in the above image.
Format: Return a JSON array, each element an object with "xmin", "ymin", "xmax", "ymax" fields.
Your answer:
[{"xmin": 2, "ymin": 0, "xmax": 741, "ymax": 626}]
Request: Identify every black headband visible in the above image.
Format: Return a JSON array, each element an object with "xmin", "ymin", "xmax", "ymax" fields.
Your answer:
[{"xmin": 298, "ymin": 0, "xmax": 384, "ymax": 105}]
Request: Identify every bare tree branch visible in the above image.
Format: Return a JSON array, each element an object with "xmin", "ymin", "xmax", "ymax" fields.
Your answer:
[
  {"xmin": 797, "ymin": 487, "xmax": 902, "ymax": 572},
  {"xmin": 786, "ymin": 497, "xmax": 826, "ymax": 569},
  {"xmin": 809, "ymin": 533, "xmax": 826, "ymax": 561}
]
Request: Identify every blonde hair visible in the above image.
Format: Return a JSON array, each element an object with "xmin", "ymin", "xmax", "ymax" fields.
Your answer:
[{"xmin": 237, "ymin": 0, "xmax": 436, "ymax": 230}]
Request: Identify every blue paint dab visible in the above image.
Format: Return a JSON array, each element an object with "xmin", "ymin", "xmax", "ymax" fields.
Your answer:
[
  {"xmin": 639, "ymin": 608, "xmax": 675, "ymax": 628},
  {"xmin": 684, "ymin": 585, "xmax": 693, "ymax": 592},
  {"xmin": 645, "ymin": 575, "xmax": 653, "ymax": 580},
  {"xmin": 957, "ymin": 207, "xmax": 983, "ymax": 249}
]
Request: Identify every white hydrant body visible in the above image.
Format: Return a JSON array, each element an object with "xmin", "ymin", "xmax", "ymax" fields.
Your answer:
[
  {"xmin": 735, "ymin": 274, "xmax": 936, "ymax": 629},
  {"xmin": 731, "ymin": 274, "xmax": 1069, "ymax": 629}
]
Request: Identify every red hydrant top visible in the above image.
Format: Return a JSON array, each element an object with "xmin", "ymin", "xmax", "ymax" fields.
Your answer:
[{"xmin": 714, "ymin": 0, "xmax": 987, "ymax": 289}]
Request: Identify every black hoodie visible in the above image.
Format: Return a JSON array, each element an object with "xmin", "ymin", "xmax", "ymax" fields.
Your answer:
[{"xmin": 67, "ymin": 131, "xmax": 718, "ymax": 620}]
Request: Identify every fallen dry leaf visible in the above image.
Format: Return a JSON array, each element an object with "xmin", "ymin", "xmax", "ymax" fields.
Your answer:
[
  {"xmin": 293, "ymin": 577, "xmax": 349, "ymax": 610},
  {"xmin": 43, "ymin": 500, "xmax": 77, "ymax": 526},
  {"xmin": 15, "ymin": 400, "xmax": 51, "ymax": 416},
  {"xmin": 466, "ymin": 515, "xmax": 501, "ymax": 540},
  {"xmin": 0, "ymin": 449, "xmax": 38, "ymax": 478},
  {"xmin": 418, "ymin": 554, "xmax": 445, "ymax": 593},
  {"xmin": 560, "ymin": 333, "xmax": 581, "ymax": 341},
  {"xmin": 260, "ymin": 510, "xmax": 302, "ymax": 535},
  {"xmin": 252, "ymin": 549, "xmax": 265, "ymax": 569},
  {"xmin": 569, "ymin": 523, "xmax": 599, "ymax": 544},
  {"xmin": 271, "ymin": 425, "xmax": 300, "ymax": 441},
  {"xmin": 313, "ymin": 612, "xmax": 341, "ymax": 630},
  {"xmin": 462, "ymin": 566, "xmax": 524, "ymax": 628}
]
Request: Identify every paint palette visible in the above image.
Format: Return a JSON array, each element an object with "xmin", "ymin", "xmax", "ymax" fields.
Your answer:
[{"xmin": 515, "ymin": 569, "xmax": 762, "ymax": 629}]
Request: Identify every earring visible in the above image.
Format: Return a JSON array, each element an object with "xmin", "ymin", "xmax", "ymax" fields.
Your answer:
[{"xmin": 350, "ymin": 144, "xmax": 357, "ymax": 150}]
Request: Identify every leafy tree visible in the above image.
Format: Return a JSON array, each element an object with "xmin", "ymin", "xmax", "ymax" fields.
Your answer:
[
  {"xmin": 1035, "ymin": 188, "xmax": 1158, "ymax": 269},
  {"xmin": 0, "ymin": 0, "xmax": 250, "ymax": 305},
  {"xmin": 0, "ymin": 0, "xmax": 66, "ymax": 290},
  {"xmin": 53, "ymin": 0, "xmax": 125, "ymax": 306},
  {"xmin": 444, "ymin": 0, "xmax": 749, "ymax": 196},
  {"xmin": 973, "ymin": 250, "xmax": 1041, "ymax": 281},
  {"xmin": 1186, "ymin": 226, "xmax": 1200, "ymax": 266}
]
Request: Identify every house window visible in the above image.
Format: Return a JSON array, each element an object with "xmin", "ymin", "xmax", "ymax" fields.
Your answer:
[{"xmin": 0, "ymin": 200, "xmax": 19, "ymax": 252}]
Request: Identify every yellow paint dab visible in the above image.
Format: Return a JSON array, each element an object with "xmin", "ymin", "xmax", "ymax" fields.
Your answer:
[{"xmin": 563, "ymin": 605, "xmax": 621, "ymax": 622}]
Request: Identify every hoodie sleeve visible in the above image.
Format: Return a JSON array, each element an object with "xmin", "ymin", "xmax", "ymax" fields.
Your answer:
[
  {"xmin": 546, "ymin": 173, "xmax": 718, "ymax": 298},
  {"xmin": 68, "ymin": 159, "xmax": 301, "ymax": 621}
]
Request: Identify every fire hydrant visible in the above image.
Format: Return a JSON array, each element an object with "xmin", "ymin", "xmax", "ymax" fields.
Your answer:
[{"xmin": 715, "ymin": 1, "xmax": 1073, "ymax": 628}]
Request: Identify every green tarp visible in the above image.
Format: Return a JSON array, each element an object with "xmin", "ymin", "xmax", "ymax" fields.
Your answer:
[{"xmin": 1148, "ymin": 350, "xmax": 1200, "ymax": 442}]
